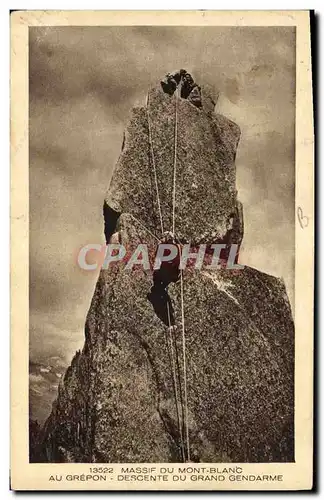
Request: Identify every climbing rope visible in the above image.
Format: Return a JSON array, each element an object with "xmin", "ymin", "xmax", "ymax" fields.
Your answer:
[
  {"xmin": 146, "ymin": 81, "xmax": 190, "ymax": 462},
  {"xmin": 171, "ymin": 80, "xmax": 180, "ymax": 237},
  {"xmin": 180, "ymin": 268, "xmax": 190, "ymax": 462},
  {"xmin": 146, "ymin": 93, "xmax": 164, "ymax": 237},
  {"xmin": 126, "ymin": 213, "xmax": 161, "ymax": 243},
  {"xmin": 166, "ymin": 302, "xmax": 185, "ymax": 463},
  {"xmin": 171, "ymin": 79, "xmax": 190, "ymax": 462}
]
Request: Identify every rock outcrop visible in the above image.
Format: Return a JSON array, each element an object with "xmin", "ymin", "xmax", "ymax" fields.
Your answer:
[
  {"xmin": 32, "ymin": 71, "xmax": 294, "ymax": 463},
  {"xmin": 29, "ymin": 419, "xmax": 41, "ymax": 463},
  {"xmin": 105, "ymin": 70, "xmax": 241, "ymax": 247}
]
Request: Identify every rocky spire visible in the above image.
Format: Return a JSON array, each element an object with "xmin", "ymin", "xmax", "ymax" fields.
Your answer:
[
  {"xmin": 105, "ymin": 70, "xmax": 243, "ymax": 250},
  {"xmin": 33, "ymin": 72, "xmax": 294, "ymax": 464}
]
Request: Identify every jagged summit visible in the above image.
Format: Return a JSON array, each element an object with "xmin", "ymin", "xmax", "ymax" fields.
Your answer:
[
  {"xmin": 160, "ymin": 69, "xmax": 218, "ymax": 113},
  {"xmin": 161, "ymin": 69, "xmax": 202, "ymax": 105}
]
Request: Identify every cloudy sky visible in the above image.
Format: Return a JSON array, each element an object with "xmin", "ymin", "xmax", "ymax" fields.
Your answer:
[{"xmin": 29, "ymin": 26, "xmax": 295, "ymax": 423}]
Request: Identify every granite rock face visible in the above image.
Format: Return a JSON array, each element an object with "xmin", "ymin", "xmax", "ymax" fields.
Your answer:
[
  {"xmin": 34, "ymin": 71, "xmax": 294, "ymax": 463},
  {"xmin": 105, "ymin": 73, "xmax": 241, "ymax": 246}
]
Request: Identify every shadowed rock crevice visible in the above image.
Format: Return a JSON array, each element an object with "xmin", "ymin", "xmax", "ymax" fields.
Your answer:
[{"xmin": 103, "ymin": 202, "xmax": 120, "ymax": 244}]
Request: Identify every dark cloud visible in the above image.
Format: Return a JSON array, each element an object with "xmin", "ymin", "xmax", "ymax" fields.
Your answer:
[{"xmin": 29, "ymin": 26, "xmax": 295, "ymax": 422}]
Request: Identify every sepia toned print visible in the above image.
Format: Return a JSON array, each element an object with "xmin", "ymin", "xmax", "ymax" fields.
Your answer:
[{"xmin": 11, "ymin": 10, "xmax": 313, "ymax": 490}]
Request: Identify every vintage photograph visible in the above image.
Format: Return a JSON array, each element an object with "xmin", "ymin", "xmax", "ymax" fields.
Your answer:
[
  {"xmin": 10, "ymin": 9, "xmax": 314, "ymax": 491},
  {"xmin": 28, "ymin": 25, "xmax": 296, "ymax": 464}
]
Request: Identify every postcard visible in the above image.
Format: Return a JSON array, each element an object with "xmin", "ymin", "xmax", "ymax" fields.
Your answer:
[{"xmin": 10, "ymin": 10, "xmax": 314, "ymax": 490}]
